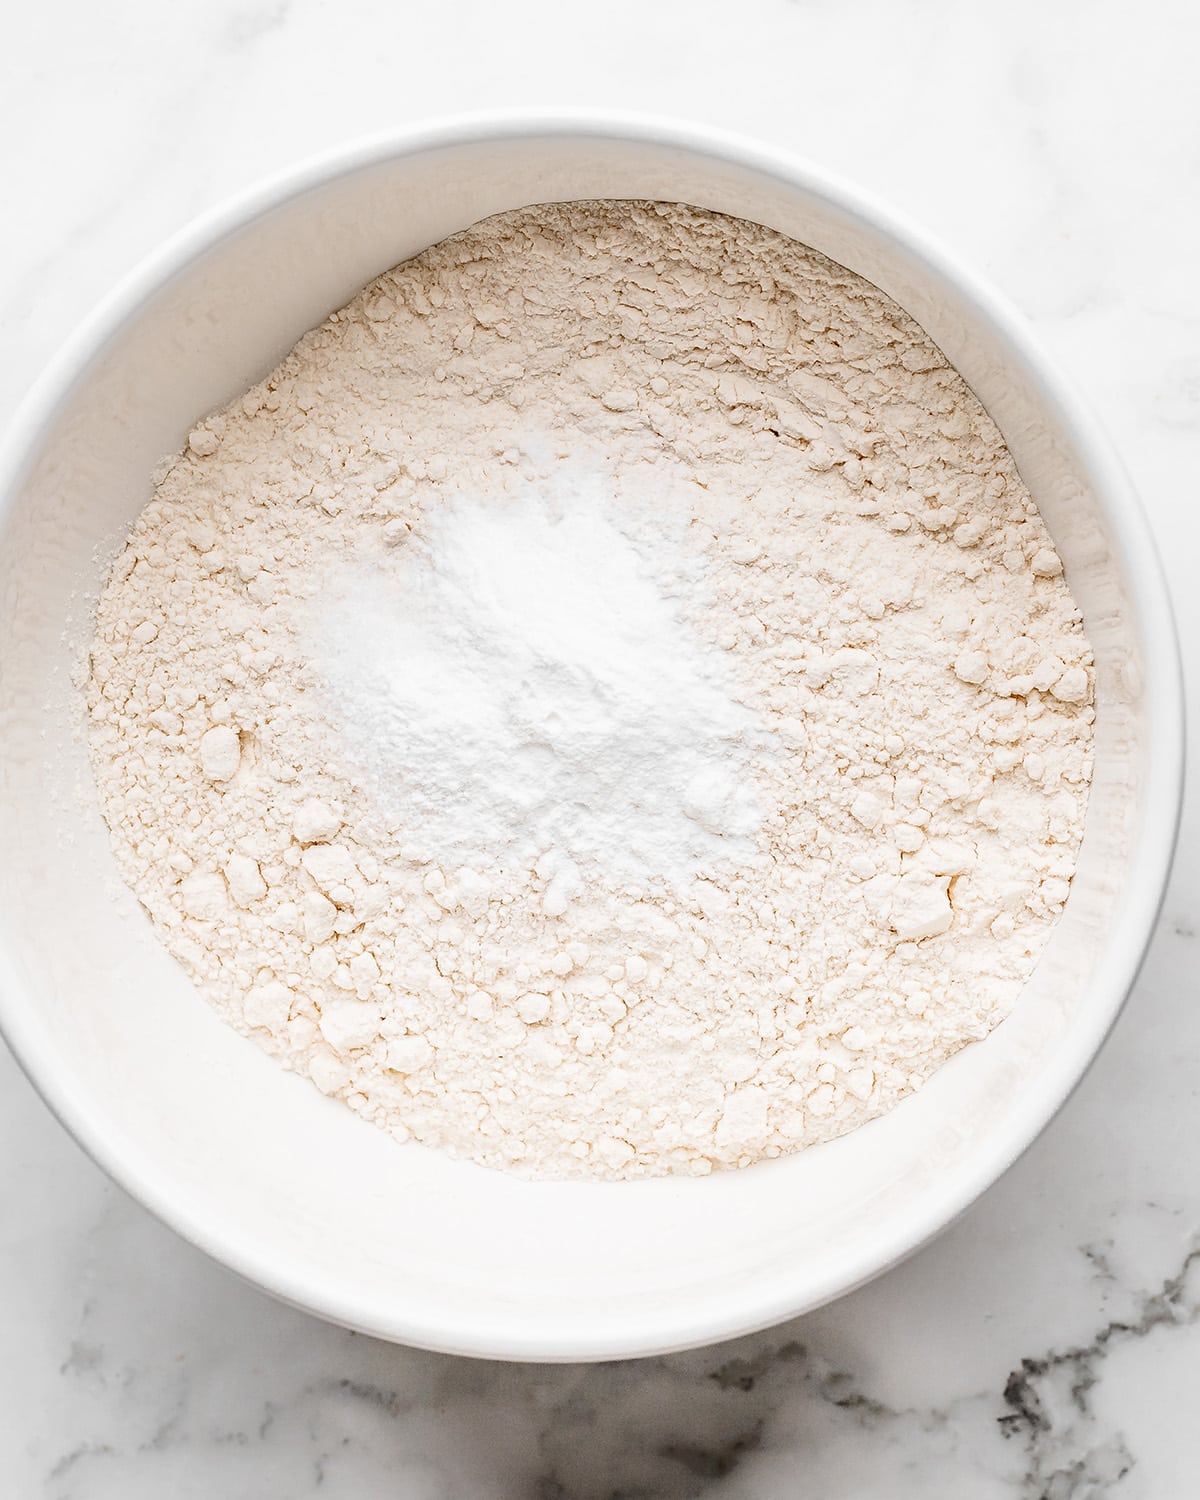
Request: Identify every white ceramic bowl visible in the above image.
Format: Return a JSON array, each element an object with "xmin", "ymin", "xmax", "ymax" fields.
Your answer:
[{"xmin": 0, "ymin": 113, "xmax": 1183, "ymax": 1361}]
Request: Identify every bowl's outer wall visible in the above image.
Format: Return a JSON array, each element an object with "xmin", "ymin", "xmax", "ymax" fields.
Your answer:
[{"xmin": 0, "ymin": 118, "xmax": 1183, "ymax": 1360}]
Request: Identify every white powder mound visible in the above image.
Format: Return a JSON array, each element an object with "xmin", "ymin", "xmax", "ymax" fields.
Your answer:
[
  {"xmin": 85, "ymin": 201, "xmax": 1095, "ymax": 1180},
  {"xmin": 312, "ymin": 483, "xmax": 763, "ymax": 890}
]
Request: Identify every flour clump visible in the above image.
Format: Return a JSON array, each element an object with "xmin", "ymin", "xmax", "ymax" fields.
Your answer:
[{"xmin": 86, "ymin": 201, "xmax": 1095, "ymax": 1179}]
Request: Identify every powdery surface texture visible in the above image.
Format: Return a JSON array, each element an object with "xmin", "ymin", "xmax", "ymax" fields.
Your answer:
[{"xmin": 86, "ymin": 202, "xmax": 1095, "ymax": 1180}]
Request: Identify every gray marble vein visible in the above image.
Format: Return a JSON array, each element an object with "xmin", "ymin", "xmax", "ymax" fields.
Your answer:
[{"xmin": 998, "ymin": 1245, "xmax": 1200, "ymax": 1497}]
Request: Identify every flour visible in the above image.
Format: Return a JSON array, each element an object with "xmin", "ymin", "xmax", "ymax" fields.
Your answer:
[{"xmin": 86, "ymin": 201, "xmax": 1095, "ymax": 1179}]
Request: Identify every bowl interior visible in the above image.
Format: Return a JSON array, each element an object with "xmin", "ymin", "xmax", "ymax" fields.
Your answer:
[{"xmin": 0, "ymin": 125, "xmax": 1173, "ymax": 1358}]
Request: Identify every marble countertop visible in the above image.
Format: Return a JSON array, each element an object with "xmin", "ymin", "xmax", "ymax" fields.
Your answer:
[{"xmin": 3, "ymin": 1, "xmax": 1197, "ymax": 1494}]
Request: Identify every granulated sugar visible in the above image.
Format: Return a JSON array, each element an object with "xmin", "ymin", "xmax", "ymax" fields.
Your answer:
[{"xmin": 86, "ymin": 201, "xmax": 1095, "ymax": 1179}]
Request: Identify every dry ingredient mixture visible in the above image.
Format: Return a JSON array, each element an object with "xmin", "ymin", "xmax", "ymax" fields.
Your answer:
[{"xmin": 86, "ymin": 202, "xmax": 1095, "ymax": 1179}]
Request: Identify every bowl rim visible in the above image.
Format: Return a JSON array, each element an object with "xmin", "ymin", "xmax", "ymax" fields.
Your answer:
[{"xmin": 0, "ymin": 108, "xmax": 1185, "ymax": 1361}]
